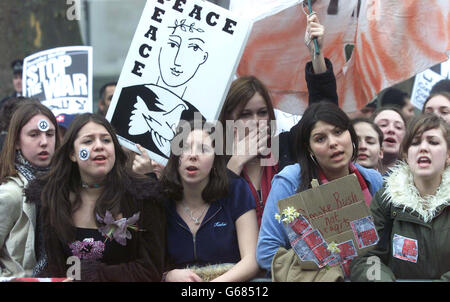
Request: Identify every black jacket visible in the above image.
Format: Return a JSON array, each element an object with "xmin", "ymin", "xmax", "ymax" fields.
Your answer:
[{"xmin": 26, "ymin": 175, "xmax": 167, "ymax": 282}]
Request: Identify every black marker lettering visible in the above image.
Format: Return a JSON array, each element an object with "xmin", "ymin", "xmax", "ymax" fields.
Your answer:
[
  {"xmin": 144, "ymin": 25, "xmax": 158, "ymax": 41},
  {"xmin": 172, "ymin": 0, "xmax": 186, "ymax": 13},
  {"xmin": 151, "ymin": 6, "xmax": 165, "ymax": 23},
  {"xmin": 139, "ymin": 44, "xmax": 152, "ymax": 58},
  {"xmin": 206, "ymin": 11, "xmax": 219, "ymax": 26},
  {"xmin": 131, "ymin": 61, "xmax": 145, "ymax": 77},
  {"xmin": 222, "ymin": 18, "xmax": 237, "ymax": 35},
  {"xmin": 189, "ymin": 5, "xmax": 202, "ymax": 21}
]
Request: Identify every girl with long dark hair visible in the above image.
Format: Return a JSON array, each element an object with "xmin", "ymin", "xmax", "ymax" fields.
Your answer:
[
  {"xmin": 217, "ymin": 14, "xmax": 337, "ymax": 227},
  {"xmin": 161, "ymin": 120, "xmax": 260, "ymax": 282},
  {"xmin": 256, "ymin": 102, "xmax": 383, "ymax": 274},
  {"xmin": 27, "ymin": 113, "xmax": 166, "ymax": 281}
]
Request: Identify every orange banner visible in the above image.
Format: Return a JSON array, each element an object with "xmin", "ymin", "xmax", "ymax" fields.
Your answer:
[{"xmin": 237, "ymin": 0, "xmax": 450, "ymax": 114}]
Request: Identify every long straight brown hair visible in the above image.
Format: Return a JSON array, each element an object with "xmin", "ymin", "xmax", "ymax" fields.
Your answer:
[
  {"xmin": 0, "ymin": 100, "xmax": 60, "ymax": 184},
  {"xmin": 40, "ymin": 113, "xmax": 130, "ymax": 244},
  {"xmin": 217, "ymin": 76, "xmax": 277, "ymax": 156},
  {"xmin": 218, "ymin": 75, "xmax": 276, "ymax": 123},
  {"xmin": 161, "ymin": 119, "xmax": 229, "ymax": 203}
]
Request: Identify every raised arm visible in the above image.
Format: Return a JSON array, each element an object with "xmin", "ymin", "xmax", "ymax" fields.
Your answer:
[
  {"xmin": 304, "ymin": 13, "xmax": 338, "ymax": 106},
  {"xmin": 305, "ymin": 13, "xmax": 326, "ymax": 74}
]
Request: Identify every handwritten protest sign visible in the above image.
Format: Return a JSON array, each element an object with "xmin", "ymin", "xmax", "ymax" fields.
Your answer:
[
  {"xmin": 277, "ymin": 174, "xmax": 378, "ymax": 275},
  {"xmin": 23, "ymin": 46, "xmax": 93, "ymax": 116},
  {"xmin": 106, "ymin": 0, "xmax": 252, "ymax": 165}
]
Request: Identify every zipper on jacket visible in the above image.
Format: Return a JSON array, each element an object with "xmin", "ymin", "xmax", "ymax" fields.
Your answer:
[
  {"xmin": 193, "ymin": 205, "xmax": 222, "ymax": 261},
  {"xmin": 192, "ymin": 233, "xmax": 197, "ymax": 260},
  {"xmin": 176, "ymin": 221, "xmax": 198, "ymax": 260},
  {"xmin": 175, "ymin": 205, "xmax": 222, "ymax": 262},
  {"xmin": 201, "ymin": 206, "xmax": 222, "ymax": 226}
]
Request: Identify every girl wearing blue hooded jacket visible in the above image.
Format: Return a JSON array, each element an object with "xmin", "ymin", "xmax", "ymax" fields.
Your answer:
[
  {"xmin": 257, "ymin": 102, "xmax": 383, "ymax": 275},
  {"xmin": 161, "ymin": 120, "xmax": 260, "ymax": 282}
]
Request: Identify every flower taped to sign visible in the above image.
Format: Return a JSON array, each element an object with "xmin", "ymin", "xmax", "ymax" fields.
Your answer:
[{"xmin": 276, "ymin": 174, "xmax": 379, "ymax": 275}]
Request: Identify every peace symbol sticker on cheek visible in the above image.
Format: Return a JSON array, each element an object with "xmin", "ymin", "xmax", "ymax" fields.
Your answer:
[
  {"xmin": 37, "ymin": 119, "xmax": 50, "ymax": 132},
  {"xmin": 79, "ymin": 148, "xmax": 90, "ymax": 161}
]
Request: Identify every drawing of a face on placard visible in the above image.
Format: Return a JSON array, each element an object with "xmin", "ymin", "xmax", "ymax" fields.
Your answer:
[
  {"xmin": 107, "ymin": 0, "xmax": 252, "ymax": 167},
  {"xmin": 110, "ymin": 19, "xmax": 207, "ymax": 161},
  {"xmin": 158, "ymin": 19, "xmax": 208, "ymax": 88}
]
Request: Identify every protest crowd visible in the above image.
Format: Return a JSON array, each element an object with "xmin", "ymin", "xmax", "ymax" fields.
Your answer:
[{"xmin": 0, "ymin": 0, "xmax": 449, "ymax": 283}]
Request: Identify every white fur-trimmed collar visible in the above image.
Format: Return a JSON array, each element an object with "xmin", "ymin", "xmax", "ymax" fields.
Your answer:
[{"xmin": 382, "ymin": 162, "xmax": 450, "ymax": 223}]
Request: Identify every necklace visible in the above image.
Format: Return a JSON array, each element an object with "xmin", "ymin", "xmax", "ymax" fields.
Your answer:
[
  {"xmin": 183, "ymin": 204, "xmax": 208, "ymax": 225},
  {"xmin": 81, "ymin": 180, "xmax": 106, "ymax": 189}
]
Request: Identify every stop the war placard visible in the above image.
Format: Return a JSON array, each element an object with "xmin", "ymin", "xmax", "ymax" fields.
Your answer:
[
  {"xmin": 106, "ymin": 0, "xmax": 252, "ymax": 165},
  {"xmin": 23, "ymin": 46, "xmax": 93, "ymax": 116}
]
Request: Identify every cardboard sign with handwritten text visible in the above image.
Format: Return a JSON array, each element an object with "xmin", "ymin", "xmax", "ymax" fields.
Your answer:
[
  {"xmin": 23, "ymin": 46, "xmax": 93, "ymax": 116},
  {"xmin": 278, "ymin": 174, "xmax": 378, "ymax": 266}
]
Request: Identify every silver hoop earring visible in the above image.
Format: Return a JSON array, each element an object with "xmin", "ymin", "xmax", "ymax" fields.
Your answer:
[{"xmin": 310, "ymin": 153, "xmax": 318, "ymax": 166}]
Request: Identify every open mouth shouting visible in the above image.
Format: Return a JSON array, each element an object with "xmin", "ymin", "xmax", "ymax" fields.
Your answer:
[
  {"xmin": 384, "ymin": 137, "xmax": 397, "ymax": 145},
  {"xmin": 417, "ymin": 156, "xmax": 431, "ymax": 168},
  {"xmin": 93, "ymin": 155, "xmax": 107, "ymax": 164},
  {"xmin": 186, "ymin": 165, "xmax": 199, "ymax": 175},
  {"xmin": 330, "ymin": 151, "xmax": 345, "ymax": 161},
  {"xmin": 37, "ymin": 151, "xmax": 49, "ymax": 160}
]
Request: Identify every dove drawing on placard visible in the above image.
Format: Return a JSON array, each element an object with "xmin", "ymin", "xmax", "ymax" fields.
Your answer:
[{"xmin": 129, "ymin": 85, "xmax": 188, "ymax": 155}]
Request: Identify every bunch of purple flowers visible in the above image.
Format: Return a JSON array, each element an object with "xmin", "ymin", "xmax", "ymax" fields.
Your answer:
[{"xmin": 96, "ymin": 211, "xmax": 144, "ymax": 246}]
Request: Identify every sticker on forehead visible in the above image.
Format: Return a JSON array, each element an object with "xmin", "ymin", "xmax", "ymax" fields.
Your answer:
[
  {"xmin": 37, "ymin": 119, "xmax": 50, "ymax": 132},
  {"xmin": 79, "ymin": 148, "xmax": 90, "ymax": 161}
]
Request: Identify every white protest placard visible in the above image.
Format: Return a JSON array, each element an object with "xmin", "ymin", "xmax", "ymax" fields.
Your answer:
[
  {"xmin": 23, "ymin": 46, "xmax": 93, "ymax": 116},
  {"xmin": 274, "ymin": 109, "xmax": 301, "ymax": 136},
  {"xmin": 106, "ymin": 0, "xmax": 252, "ymax": 165},
  {"xmin": 410, "ymin": 69, "xmax": 445, "ymax": 110}
]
